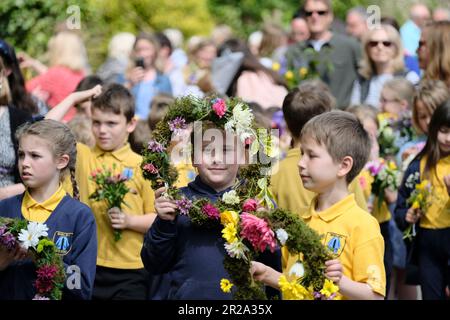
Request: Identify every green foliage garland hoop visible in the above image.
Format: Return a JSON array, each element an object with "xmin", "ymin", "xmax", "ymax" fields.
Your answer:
[{"xmin": 141, "ymin": 95, "xmax": 336, "ymax": 299}]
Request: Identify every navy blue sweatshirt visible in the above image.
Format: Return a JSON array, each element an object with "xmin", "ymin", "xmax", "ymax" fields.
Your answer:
[
  {"xmin": 141, "ymin": 176, "xmax": 282, "ymax": 300},
  {"xmin": 0, "ymin": 193, "xmax": 97, "ymax": 300}
]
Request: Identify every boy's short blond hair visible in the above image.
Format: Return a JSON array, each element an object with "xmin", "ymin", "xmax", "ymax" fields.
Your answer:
[{"xmin": 300, "ymin": 110, "xmax": 370, "ymax": 183}]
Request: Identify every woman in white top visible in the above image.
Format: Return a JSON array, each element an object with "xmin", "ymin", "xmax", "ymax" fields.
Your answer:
[{"xmin": 350, "ymin": 24, "xmax": 420, "ymax": 109}]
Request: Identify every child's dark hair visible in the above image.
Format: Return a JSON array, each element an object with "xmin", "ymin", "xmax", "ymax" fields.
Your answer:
[
  {"xmin": 75, "ymin": 75, "xmax": 103, "ymax": 92},
  {"xmin": 92, "ymin": 83, "xmax": 134, "ymax": 122},
  {"xmin": 282, "ymin": 81, "xmax": 334, "ymax": 139},
  {"xmin": 417, "ymin": 99, "xmax": 450, "ymax": 178},
  {"xmin": 15, "ymin": 119, "xmax": 79, "ymax": 199},
  {"xmin": 300, "ymin": 110, "xmax": 371, "ymax": 183}
]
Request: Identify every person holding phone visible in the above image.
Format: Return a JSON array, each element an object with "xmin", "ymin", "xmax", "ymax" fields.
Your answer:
[{"xmin": 126, "ymin": 33, "xmax": 172, "ymax": 120}]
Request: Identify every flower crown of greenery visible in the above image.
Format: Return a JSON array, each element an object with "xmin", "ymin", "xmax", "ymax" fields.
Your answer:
[
  {"xmin": 0, "ymin": 218, "xmax": 65, "ymax": 300},
  {"xmin": 141, "ymin": 95, "xmax": 337, "ymax": 300}
]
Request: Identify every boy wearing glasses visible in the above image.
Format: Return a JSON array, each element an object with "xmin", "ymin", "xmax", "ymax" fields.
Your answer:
[{"xmin": 285, "ymin": 0, "xmax": 361, "ymax": 109}]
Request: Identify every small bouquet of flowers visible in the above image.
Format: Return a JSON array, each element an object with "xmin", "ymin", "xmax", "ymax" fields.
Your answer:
[
  {"xmin": 277, "ymin": 47, "xmax": 334, "ymax": 90},
  {"xmin": 378, "ymin": 112, "xmax": 417, "ymax": 158},
  {"xmin": 0, "ymin": 217, "xmax": 65, "ymax": 300},
  {"xmin": 365, "ymin": 159, "xmax": 402, "ymax": 209},
  {"xmin": 89, "ymin": 165, "xmax": 134, "ymax": 241},
  {"xmin": 403, "ymin": 175, "xmax": 431, "ymax": 240},
  {"xmin": 272, "ymin": 62, "xmax": 314, "ymax": 90}
]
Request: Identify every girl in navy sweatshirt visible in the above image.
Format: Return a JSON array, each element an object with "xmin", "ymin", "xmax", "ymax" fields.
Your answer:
[{"xmin": 0, "ymin": 119, "xmax": 97, "ymax": 299}]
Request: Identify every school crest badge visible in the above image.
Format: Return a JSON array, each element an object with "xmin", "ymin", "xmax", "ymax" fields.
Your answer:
[
  {"xmin": 53, "ymin": 231, "xmax": 73, "ymax": 255},
  {"xmin": 324, "ymin": 232, "xmax": 347, "ymax": 257}
]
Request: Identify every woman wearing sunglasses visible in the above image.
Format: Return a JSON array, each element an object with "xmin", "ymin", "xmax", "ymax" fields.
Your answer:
[{"xmin": 350, "ymin": 24, "xmax": 420, "ymax": 109}]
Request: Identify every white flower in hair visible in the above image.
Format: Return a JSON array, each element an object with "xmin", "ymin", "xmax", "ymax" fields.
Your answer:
[
  {"xmin": 225, "ymin": 103, "xmax": 255, "ymax": 143},
  {"xmin": 222, "ymin": 190, "xmax": 240, "ymax": 205},
  {"xmin": 18, "ymin": 222, "xmax": 49, "ymax": 249},
  {"xmin": 224, "ymin": 241, "xmax": 250, "ymax": 260}
]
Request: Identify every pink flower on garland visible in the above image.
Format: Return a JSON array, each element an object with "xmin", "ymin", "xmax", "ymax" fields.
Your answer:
[
  {"xmin": 35, "ymin": 265, "xmax": 58, "ymax": 294},
  {"xmin": 242, "ymin": 199, "xmax": 258, "ymax": 212},
  {"xmin": 240, "ymin": 213, "xmax": 276, "ymax": 253},
  {"xmin": 202, "ymin": 203, "xmax": 220, "ymax": 219},
  {"xmin": 143, "ymin": 163, "xmax": 159, "ymax": 175},
  {"xmin": 212, "ymin": 98, "xmax": 227, "ymax": 118}
]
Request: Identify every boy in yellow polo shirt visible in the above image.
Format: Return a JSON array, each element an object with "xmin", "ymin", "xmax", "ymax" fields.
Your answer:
[
  {"xmin": 251, "ymin": 111, "xmax": 385, "ymax": 299},
  {"xmin": 46, "ymin": 84, "xmax": 156, "ymax": 300},
  {"xmin": 271, "ymin": 83, "xmax": 368, "ymax": 272},
  {"xmin": 271, "ymin": 83, "xmax": 367, "ymax": 218}
]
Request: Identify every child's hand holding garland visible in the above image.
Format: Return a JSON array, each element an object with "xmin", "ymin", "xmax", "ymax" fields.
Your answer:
[{"xmin": 154, "ymin": 187, "xmax": 178, "ymax": 221}]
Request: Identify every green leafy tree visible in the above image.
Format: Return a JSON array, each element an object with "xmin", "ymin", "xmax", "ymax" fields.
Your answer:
[{"xmin": 0, "ymin": 0, "xmax": 90, "ymax": 59}]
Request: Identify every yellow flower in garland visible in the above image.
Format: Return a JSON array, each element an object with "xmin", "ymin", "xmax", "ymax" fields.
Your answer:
[
  {"xmin": 220, "ymin": 279, "xmax": 233, "ymax": 293},
  {"xmin": 411, "ymin": 201, "xmax": 420, "ymax": 209},
  {"xmin": 285, "ymin": 70, "xmax": 294, "ymax": 80},
  {"xmin": 220, "ymin": 210, "xmax": 239, "ymax": 226},
  {"xmin": 320, "ymin": 279, "xmax": 339, "ymax": 298},
  {"xmin": 222, "ymin": 223, "xmax": 238, "ymax": 244},
  {"xmin": 278, "ymin": 275, "xmax": 313, "ymax": 300},
  {"xmin": 299, "ymin": 67, "xmax": 308, "ymax": 78}
]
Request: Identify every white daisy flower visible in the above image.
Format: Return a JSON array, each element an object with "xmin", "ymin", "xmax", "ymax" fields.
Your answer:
[{"xmin": 18, "ymin": 222, "xmax": 49, "ymax": 250}]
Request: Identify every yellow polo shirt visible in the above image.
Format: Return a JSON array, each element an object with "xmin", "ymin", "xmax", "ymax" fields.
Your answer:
[
  {"xmin": 283, "ymin": 194, "xmax": 386, "ymax": 298},
  {"xmin": 70, "ymin": 142, "xmax": 155, "ymax": 269},
  {"xmin": 358, "ymin": 170, "xmax": 391, "ymax": 224},
  {"xmin": 270, "ymin": 148, "xmax": 368, "ymax": 216},
  {"xmin": 22, "ymin": 184, "xmax": 66, "ymax": 223},
  {"xmin": 419, "ymin": 155, "xmax": 450, "ymax": 229}
]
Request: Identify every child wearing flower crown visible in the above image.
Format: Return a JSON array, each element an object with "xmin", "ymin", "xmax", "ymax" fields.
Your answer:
[
  {"xmin": 0, "ymin": 119, "xmax": 97, "ymax": 299},
  {"xmin": 46, "ymin": 84, "xmax": 157, "ymax": 300},
  {"xmin": 395, "ymin": 100, "xmax": 450, "ymax": 300},
  {"xmin": 141, "ymin": 102, "xmax": 282, "ymax": 300},
  {"xmin": 251, "ymin": 111, "xmax": 386, "ymax": 299}
]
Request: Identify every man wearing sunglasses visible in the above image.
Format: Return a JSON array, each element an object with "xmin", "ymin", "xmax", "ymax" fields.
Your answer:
[{"xmin": 285, "ymin": 0, "xmax": 361, "ymax": 109}]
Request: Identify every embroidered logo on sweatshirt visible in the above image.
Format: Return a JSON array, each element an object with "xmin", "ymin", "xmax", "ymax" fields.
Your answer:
[{"xmin": 53, "ymin": 231, "xmax": 73, "ymax": 255}]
